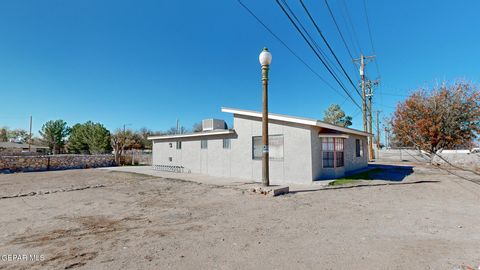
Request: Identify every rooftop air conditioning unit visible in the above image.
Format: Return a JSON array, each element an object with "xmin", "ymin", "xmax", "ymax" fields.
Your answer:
[{"xmin": 202, "ymin": 119, "xmax": 227, "ymax": 131}]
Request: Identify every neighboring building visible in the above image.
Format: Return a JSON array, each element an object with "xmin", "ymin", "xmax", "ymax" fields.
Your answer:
[
  {"xmin": 0, "ymin": 142, "xmax": 49, "ymax": 155},
  {"xmin": 149, "ymin": 107, "xmax": 370, "ymax": 185}
]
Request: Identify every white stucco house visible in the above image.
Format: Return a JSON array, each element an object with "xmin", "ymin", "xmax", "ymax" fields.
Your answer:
[{"xmin": 148, "ymin": 107, "xmax": 370, "ymax": 185}]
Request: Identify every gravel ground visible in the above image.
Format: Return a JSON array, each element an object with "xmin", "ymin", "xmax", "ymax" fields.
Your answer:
[{"xmin": 0, "ymin": 165, "xmax": 479, "ymax": 270}]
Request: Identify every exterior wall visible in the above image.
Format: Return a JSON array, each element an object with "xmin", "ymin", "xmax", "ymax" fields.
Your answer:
[
  {"xmin": 151, "ymin": 116, "xmax": 368, "ymax": 183},
  {"xmin": 0, "ymin": 154, "xmax": 116, "ymax": 173},
  {"xmin": 311, "ymin": 130, "xmax": 368, "ymax": 180},
  {"xmin": 152, "ymin": 134, "xmax": 234, "ymax": 177},
  {"xmin": 344, "ymin": 135, "xmax": 369, "ymax": 173},
  {"xmin": 232, "ymin": 115, "xmax": 313, "ymax": 185},
  {"xmin": 152, "ymin": 115, "xmax": 313, "ymax": 185}
]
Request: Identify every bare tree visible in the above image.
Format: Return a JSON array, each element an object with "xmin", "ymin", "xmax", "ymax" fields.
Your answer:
[
  {"xmin": 192, "ymin": 122, "xmax": 203, "ymax": 133},
  {"xmin": 111, "ymin": 129, "xmax": 137, "ymax": 165}
]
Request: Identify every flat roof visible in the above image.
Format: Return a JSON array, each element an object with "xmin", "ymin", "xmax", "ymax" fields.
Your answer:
[
  {"xmin": 221, "ymin": 107, "xmax": 370, "ymax": 137},
  {"xmin": 148, "ymin": 129, "xmax": 235, "ymax": 140}
]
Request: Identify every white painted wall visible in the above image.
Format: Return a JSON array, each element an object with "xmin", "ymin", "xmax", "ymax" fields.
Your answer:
[
  {"xmin": 232, "ymin": 115, "xmax": 313, "ymax": 185},
  {"xmin": 310, "ymin": 129, "xmax": 368, "ymax": 180},
  {"xmin": 152, "ymin": 115, "xmax": 368, "ymax": 184}
]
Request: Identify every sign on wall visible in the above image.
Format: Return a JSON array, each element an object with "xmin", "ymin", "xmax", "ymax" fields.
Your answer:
[{"xmin": 252, "ymin": 135, "xmax": 284, "ymax": 160}]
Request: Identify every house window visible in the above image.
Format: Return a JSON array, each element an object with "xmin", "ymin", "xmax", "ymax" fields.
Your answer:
[
  {"xmin": 355, "ymin": 139, "xmax": 363, "ymax": 157},
  {"xmin": 201, "ymin": 140, "xmax": 208, "ymax": 149},
  {"xmin": 176, "ymin": 141, "xmax": 182, "ymax": 149},
  {"xmin": 322, "ymin": 138, "xmax": 344, "ymax": 168},
  {"xmin": 223, "ymin": 138, "xmax": 231, "ymax": 149},
  {"xmin": 252, "ymin": 135, "xmax": 284, "ymax": 160},
  {"xmin": 252, "ymin": 136, "xmax": 262, "ymax": 159},
  {"xmin": 322, "ymin": 138, "xmax": 334, "ymax": 168},
  {"xmin": 335, "ymin": 138, "xmax": 344, "ymax": 167}
]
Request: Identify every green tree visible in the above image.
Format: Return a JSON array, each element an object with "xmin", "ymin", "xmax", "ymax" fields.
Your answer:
[
  {"xmin": 8, "ymin": 129, "xmax": 30, "ymax": 143},
  {"xmin": 39, "ymin": 120, "xmax": 70, "ymax": 154},
  {"xmin": 68, "ymin": 124, "xmax": 89, "ymax": 153},
  {"xmin": 323, "ymin": 104, "xmax": 353, "ymax": 127},
  {"xmin": 0, "ymin": 127, "xmax": 8, "ymax": 142},
  {"xmin": 0, "ymin": 127, "xmax": 30, "ymax": 143},
  {"xmin": 67, "ymin": 121, "xmax": 112, "ymax": 154}
]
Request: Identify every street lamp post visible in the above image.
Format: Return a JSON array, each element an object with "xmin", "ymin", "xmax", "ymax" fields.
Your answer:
[{"xmin": 259, "ymin": 47, "xmax": 272, "ymax": 186}]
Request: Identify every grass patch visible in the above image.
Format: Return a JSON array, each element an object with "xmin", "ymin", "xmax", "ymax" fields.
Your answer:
[{"xmin": 328, "ymin": 168, "xmax": 383, "ymax": 186}]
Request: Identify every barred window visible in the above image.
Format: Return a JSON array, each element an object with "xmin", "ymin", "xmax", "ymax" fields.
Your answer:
[
  {"xmin": 336, "ymin": 152, "xmax": 344, "ymax": 167},
  {"xmin": 356, "ymin": 139, "xmax": 363, "ymax": 157},
  {"xmin": 322, "ymin": 138, "xmax": 334, "ymax": 168},
  {"xmin": 322, "ymin": 138, "xmax": 344, "ymax": 168},
  {"xmin": 223, "ymin": 138, "xmax": 231, "ymax": 149},
  {"xmin": 201, "ymin": 140, "xmax": 207, "ymax": 149},
  {"xmin": 176, "ymin": 141, "xmax": 182, "ymax": 149},
  {"xmin": 322, "ymin": 151, "xmax": 334, "ymax": 168}
]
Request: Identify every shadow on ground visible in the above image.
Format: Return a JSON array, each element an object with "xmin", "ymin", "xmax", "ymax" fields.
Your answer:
[
  {"xmin": 289, "ymin": 164, "xmax": 421, "ymax": 194},
  {"xmin": 367, "ymin": 164, "xmax": 415, "ymax": 182},
  {"xmin": 290, "ymin": 180, "xmax": 440, "ymax": 194}
]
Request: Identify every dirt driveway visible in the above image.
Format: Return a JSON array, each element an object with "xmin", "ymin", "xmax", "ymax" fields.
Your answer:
[{"xmin": 0, "ymin": 164, "xmax": 479, "ymax": 270}]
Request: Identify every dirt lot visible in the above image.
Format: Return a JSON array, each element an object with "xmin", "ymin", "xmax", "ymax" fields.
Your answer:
[{"xmin": 0, "ymin": 164, "xmax": 479, "ymax": 270}]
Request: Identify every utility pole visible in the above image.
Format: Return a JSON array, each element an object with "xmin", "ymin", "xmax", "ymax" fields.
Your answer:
[
  {"xmin": 376, "ymin": 110, "xmax": 381, "ymax": 149},
  {"xmin": 353, "ymin": 54, "xmax": 376, "ymax": 161},
  {"xmin": 384, "ymin": 124, "xmax": 390, "ymax": 149},
  {"xmin": 176, "ymin": 119, "xmax": 179, "ymax": 134},
  {"xmin": 384, "ymin": 127, "xmax": 388, "ymax": 149},
  {"xmin": 28, "ymin": 116, "xmax": 32, "ymax": 152},
  {"xmin": 366, "ymin": 80, "xmax": 378, "ymax": 160},
  {"xmin": 357, "ymin": 54, "xmax": 367, "ymax": 133},
  {"xmin": 366, "ymin": 80, "xmax": 374, "ymax": 160}
]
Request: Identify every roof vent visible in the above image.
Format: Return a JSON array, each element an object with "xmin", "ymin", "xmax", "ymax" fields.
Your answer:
[{"xmin": 202, "ymin": 119, "xmax": 227, "ymax": 131}]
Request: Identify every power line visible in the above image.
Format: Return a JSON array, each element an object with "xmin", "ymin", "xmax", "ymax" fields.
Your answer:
[
  {"xmin": 279, "ymin": 0, "xmax": 345, "ymax": 82},
  {"xmin": 362, "ymin": 0, "xmax": 384, "ymax": 112},
  {"xmin": 362, "ymin": 0, "xmax": 380, "ymax": 76},
  {"xmin": 324, "ymin": 0, "xmax": 359, "ymax": 80},
  {"xmin": 274, "ymin": 0, "xmax": 362, "ymax": 110},
  {"xmin": 299, "ymin": 0, "xmax": 362, "ymax": 98},
  {"xmin": 236, "ymin": 0, "xmax": 348, "ymax": 101},
  {"xmin": 380, "ymin": 92, "xmax": 410, "ymax": 97},
  {"xmin": 340, "ymin": 0, "xmax": 363, "ymax": 55},
  {"xmin": 278, "ymin": 0, "xmax": 350, "ymax": 87},
  {"xmin": 324, "ymin": 0, "xmax": 354, "ymax": 61},
  {"xmin": 276, "ymin": 0, "xmax": 361, "ymax": 109}
]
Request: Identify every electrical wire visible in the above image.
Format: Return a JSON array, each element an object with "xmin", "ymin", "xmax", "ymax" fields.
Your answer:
[
  {"xmin": 279, "ymin": 0, "xmax": 346, "ymax": 83},
  {"xmin": 324, "ymin": 0, "xmax": 360, "ymax": 80},
  {"xmin": 340, "ymin": 0, "xmax": 363, "ymax": 55},
  {"xmin": 274, "ymin": 0, "xmax": 362, "ymax": 110},
  {"xmin": 299, "ymin": 0, "xmax": 362, "ymax": 98},
  {"xmin": 236, "ymin": 0, "xmax": 348, "ymax": 101},
  {"xmin": 362, "ymin": 0, "xmax": 380, "ymax": 76}
]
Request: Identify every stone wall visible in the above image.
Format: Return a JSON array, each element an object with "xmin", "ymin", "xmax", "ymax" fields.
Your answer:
[{"xmin": 0, "ymin": 154, "xmax": 116, "ymax": 173}]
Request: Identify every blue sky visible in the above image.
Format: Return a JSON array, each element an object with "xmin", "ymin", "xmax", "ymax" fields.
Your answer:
[{"xmin": 1, "ymin": 0, "xmax": 479, "ymax": 137}]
